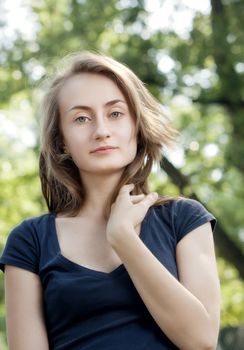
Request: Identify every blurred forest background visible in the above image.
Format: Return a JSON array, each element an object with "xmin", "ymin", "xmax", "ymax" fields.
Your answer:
[{"xmin": 0, "ymin": 0, "xmax": 243, "ymax": 349}]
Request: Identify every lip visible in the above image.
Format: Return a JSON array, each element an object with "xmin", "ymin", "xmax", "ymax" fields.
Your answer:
[{"xmin": 91, "ymin": 146, "xmax": 118, "ymax": 153}]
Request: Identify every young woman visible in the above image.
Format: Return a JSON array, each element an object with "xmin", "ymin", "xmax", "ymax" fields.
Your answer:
[{"xmin": 0, "ymin": 52, "xmax": 220, "ymax": 350}]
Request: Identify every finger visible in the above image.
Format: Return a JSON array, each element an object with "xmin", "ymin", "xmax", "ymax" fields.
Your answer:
[
  {"xmin": 131, "ymin": 194, "xmax": 145, "ymax": 203},
  {"xmin": 140, "ymin": 192, "xmax": 158, "ymax": 208},
  {"xmin": 119, "ymin": 183, "xmax": 135, "ymax": 195}
]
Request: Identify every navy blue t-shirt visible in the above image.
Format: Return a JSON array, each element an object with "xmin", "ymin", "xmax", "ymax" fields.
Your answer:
[{"xmin": 0, "ymin": 198, "xmax": 216, "ymax": 350}]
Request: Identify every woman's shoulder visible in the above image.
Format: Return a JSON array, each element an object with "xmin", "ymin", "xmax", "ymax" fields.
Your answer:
[
  {"xmin": 15, "ymin": 212, "xmax": 53, "ymax": 228},
  {"xmin": 0, "ymin": 213, "xmax": 54, "ymax": 274},
  {"xmin": 152, "ymin": 196, "xmax": 216, "ymax": 242},
  {"xmin": 154, "ymin": 196, "xmax": 212, "ymax": 214},
  {"xmin": 6, "ymin": 212, "xmax": 54, "ymax": 244}
]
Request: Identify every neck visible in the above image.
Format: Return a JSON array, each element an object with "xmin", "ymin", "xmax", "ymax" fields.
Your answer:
[{"xmin": 77, "ymin": 171, "xmax": 123, "ymax": 220}]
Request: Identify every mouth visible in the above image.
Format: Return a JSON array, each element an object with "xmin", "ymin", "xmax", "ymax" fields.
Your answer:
[{"xmin": 91, "ymin": 146, "xmax": 118, "ymax": 153}]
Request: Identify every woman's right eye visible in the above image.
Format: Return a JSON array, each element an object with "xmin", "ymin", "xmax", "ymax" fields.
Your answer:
[{"xmin": 75, "ymin": 116, "xmax": 90, "ymax": 124}]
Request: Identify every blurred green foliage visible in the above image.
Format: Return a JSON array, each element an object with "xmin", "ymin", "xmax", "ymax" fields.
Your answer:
[{"xmin": 0, "ymin": 0, "xmax": 243, "ymax": 348}]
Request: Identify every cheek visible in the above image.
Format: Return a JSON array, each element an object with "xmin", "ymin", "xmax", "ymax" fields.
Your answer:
[
  {"xmin": 127, "ymin": 133, "xmax": 138, "ymax": 158},
  {"xmin": 122, "ymin": 119, "xmax": 136, "ymax": 142},
  {"xmin": 62, "ymin": 127, "xmax": 86, "ymax": 149}
]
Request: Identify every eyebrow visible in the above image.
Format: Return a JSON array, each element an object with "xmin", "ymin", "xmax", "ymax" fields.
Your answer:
[{"xmin": 68, "ymin": 99, "xmax": 127, "ymax": 112}]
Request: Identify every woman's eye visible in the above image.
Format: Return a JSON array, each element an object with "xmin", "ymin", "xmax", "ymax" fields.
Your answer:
[
  {"xmin": 75, "ymin": 116, "xmax": 89, "ymax": 123},
  {"xmin": 111, "ymin": 111, "xmax": 122, "ymax": 118}
]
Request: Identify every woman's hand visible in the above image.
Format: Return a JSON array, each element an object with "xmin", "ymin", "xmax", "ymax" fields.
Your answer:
[{"xmin": 106, "ymin": 184, "xmax": 158, "ymax": 245}]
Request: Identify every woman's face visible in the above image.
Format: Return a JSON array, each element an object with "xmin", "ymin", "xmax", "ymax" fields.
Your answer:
[{"xmin": 58, "ymin": 73, "xmax": 137, "ymax": 178}]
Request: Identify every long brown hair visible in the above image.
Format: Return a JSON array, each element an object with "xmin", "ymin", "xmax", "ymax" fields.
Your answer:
[{"xmin": 39, "ymin": 51, "xmax": 177, "ymax": 216}]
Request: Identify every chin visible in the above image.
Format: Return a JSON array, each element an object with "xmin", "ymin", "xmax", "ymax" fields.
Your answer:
[{"xmin": 78, "ymin": 157, "xmax": 135, "ymax": 175}]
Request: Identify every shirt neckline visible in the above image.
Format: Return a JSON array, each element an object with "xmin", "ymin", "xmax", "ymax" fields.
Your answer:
[{"xmin": 48, "ymin": 210, "xmax": 151, "ymax": 278}]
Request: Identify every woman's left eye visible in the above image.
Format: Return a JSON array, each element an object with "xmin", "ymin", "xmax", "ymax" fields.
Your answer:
[{"xmin": 110, "ymin": 111, "xmax": 122, "ymax": 118}]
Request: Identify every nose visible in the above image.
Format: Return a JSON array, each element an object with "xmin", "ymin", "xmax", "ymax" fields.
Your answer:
[{"xmin": 93, "ymin": 116, "xmax": 111, "ymax": 140}]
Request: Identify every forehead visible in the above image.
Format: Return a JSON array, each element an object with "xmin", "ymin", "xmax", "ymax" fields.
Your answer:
[{"xmin": 58, "ymin": 73, "xmax": 126, "ymax": 110}]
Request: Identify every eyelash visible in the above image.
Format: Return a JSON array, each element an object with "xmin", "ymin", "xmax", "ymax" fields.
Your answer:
[
  {"xmin": 75, "ymin": 111, "xmax": 123, "ymax": 124},
  {"xmin": 110, "ymin": 111, "xmax": 122, "ymax": 119},
  {"xmin": 75, "ymin": 116, "xmax": 90, "ymax": 124}
]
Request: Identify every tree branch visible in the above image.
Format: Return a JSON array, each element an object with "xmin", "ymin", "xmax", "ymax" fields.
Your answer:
[
  {"xmin": 160, "ymin": 157, "xmax": 244, "ymax": 280},
  {"xmin": 192, "ymin": 98, "xmax": 244, "ymax": 109}
]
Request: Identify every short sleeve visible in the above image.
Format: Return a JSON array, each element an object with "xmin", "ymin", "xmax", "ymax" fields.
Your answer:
[
  {"xmin": 0, "ymin": 220, "xmax": 40, "ymax": 274},
  {"xmin": 173, "ymin": 198, "xmax": 217, "ymax": 243}
]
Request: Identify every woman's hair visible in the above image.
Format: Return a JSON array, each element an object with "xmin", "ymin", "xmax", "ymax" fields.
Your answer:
[{"xmin": 39, "ymin": 51, "xmax": 177, "ymax": 216}]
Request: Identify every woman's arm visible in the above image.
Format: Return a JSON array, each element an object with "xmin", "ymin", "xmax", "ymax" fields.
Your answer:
[
  {"xmin": 4, "ymin": 265, "xmax": 49, "ymax": 350},
  {"xmin": 109, "ymin": 222, "xmax": 220, "ymax": 350},
  {"xmin": 176, "ymin": 222, "xmax": 220, "ymax": 348},
  {"xmin": 107, "ymin": 185, "xmax": 220, "ymax": 350}
]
